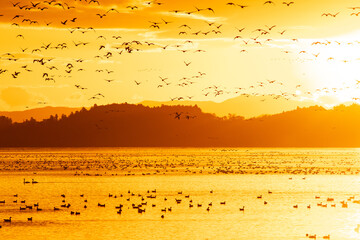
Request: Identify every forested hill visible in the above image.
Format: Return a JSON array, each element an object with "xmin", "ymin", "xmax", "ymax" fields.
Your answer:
[{"xmin": 0, "ymin": 103, "xmax": 360, "ymax": 147}]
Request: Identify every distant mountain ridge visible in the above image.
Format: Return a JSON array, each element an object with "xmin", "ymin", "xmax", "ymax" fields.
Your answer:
[
  {"xmin": 0, "ymin": 106, "xmax": 81, "ymax": 123},
  {"xmin": 141, "ymin": 95, "xmax": 318, "ymax": 118},
  {"xmin": 0, "ymin": 103, "xmax": 360, "ymax": 147}
]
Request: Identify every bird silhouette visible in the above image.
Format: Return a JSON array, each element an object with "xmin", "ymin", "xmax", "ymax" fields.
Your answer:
[
  {"xmin": 264, "ymin": 1, "xmax": 275, "ymax": 4},
  {"xmin": 282, "ymin": 2, "xmax": 294, "ymax": 6}
]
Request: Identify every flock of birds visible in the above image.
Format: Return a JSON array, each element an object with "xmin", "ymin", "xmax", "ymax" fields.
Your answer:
[
  {"xmin": 1, "ymin": 149, "xmax": 360, "ymax": 176},
  {"xmin": 1, "ymin": 0, "xmax": 360, "ymax": 108},
  {"xmin": 2, "ymin": 181, "xmax": 360, "ymax": 239}
]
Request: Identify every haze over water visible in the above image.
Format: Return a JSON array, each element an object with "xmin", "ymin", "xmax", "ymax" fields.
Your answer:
[{"xmin": 0, "ymin": 148, "xmax": 360, "ymax": 239}]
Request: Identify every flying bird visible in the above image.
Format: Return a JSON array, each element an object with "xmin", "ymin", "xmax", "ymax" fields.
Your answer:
[
  {"xmin": 127, "ymin": 6, "xmax": 138, "ymax": 10},
  {"xmin": 89, "ymin": 0, "xmax": 100, "ymax": 4},
  {"xmin": 107, "ymin": 8, "xmax": 119, "ymax": 13},
  {"xmin": 96, "ymin": 13, "xmax": 106, "ymax": 18},
  {"xmin": 236, "ymin": 27, "xmax": 245, "ymax": 32},
  {"xmin": 282, "ymin": 2, "xmax": 294, "ymax": 6}
]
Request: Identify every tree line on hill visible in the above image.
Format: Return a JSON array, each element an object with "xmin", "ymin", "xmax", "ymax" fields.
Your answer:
[{"xmin": 0, "ymin": 103, "xmax": 360, "ymax": 147}]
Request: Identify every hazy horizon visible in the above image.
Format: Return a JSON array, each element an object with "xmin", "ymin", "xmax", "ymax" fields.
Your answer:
[{"xmin": 1, "ymin": 93, "xmax": 352, "ymax": 123}]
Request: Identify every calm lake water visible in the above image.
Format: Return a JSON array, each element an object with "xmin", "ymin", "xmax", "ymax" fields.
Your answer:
[{"xmin": 0, "ymin": 148, "xmax": 360, "ymax": 239}]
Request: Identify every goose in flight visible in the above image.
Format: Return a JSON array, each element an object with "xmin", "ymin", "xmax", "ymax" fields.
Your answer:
[
  {"xmin": 174, "ymin": 112, "xmax": 182, "ymax": 120},
  {"xmin": 236, "ymin": 27, "xmax": 245, "ymax": 32},
  {"xmin": 265, "ymin": 25, "xmax": 276, "ymax": 30},
  {"xmin": 127, "ymin": 6, "xmax": 138, "ymax": 10},
  {"xmin": 96, "ymin": 13, "xmax": 106, "ymax": 18},
  {"xmin": 89, "ymin": 0, "xmax": 100, "ymax": 4},
  {"xmin": 10, "ymin": 2, "xmax": 20, "ymax": 7},
  {"xmin": 162, "ymin": 19, "xmax": 172, "ymax": 24},
  {"xmin": 282, "ymin": 2, "xmax": 294, "ymax": 6},
  {"xmin": 107, "ymin": 8, "xmax": 119, "ymax": 13}
]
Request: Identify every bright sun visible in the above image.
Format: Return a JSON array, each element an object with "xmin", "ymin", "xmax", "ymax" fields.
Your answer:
[{"xmin": 294, "ymin": 32, "xmax": 360, "ymax": 105}]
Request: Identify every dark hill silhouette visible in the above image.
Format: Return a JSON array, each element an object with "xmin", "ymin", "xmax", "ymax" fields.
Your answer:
[
  {"xmin": 0, "ymin": 94, "xmax": 319, "ymax": 123},
  {"xmin": 1, "ymin": 103, "xmax": 360, "ymax": 147}
]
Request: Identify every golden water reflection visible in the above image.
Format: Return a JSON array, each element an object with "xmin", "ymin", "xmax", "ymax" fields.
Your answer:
[{"xmin": 0, "ymin": 148, "xmax": 359, "ymax": 239}]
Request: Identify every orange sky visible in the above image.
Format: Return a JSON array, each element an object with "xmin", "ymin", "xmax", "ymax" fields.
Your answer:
[{"xmin": 1, "ymin": 0, "xmax": 360, "ymax": 113}]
